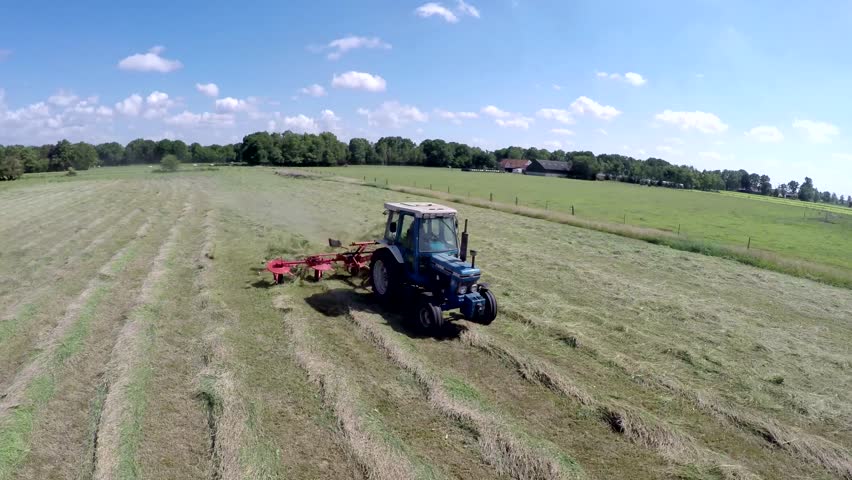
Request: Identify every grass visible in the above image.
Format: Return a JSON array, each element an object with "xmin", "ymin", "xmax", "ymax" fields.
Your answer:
[
  {"xmin": 313, "ymin": 165, "xmax": 852, "ymax": 271},
  {"xmin": 0, "ymin": 166, "xmax": 849, "ymax": 480}
]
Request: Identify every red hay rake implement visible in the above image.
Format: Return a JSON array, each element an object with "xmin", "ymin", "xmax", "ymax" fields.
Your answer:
[{"xmin": 266, "ymin": 240, "xmax": 378, "ymax": 283}]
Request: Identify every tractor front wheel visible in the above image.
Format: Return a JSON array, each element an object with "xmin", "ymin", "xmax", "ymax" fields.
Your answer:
[
  {"xmin": 473, "ymin": 289, "xmax": 497, "ymax": 325},
  {"xmin": 417, "ymin": 299, "xmax": 445, "ymax": 331},
  {"xmin": 370, "ymin": 250, "xmax": 401, "ymax": 302}
]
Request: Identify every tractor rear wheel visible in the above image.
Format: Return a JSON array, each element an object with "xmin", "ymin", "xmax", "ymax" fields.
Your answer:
[
  {"xmin": 473, "ymin": 289, "xmax": 497, "ymax": 325},
  {"xmin": 417, "ymin": 298, "xmax": 445, "ymax": 331},
  {"xmin": 370, "ymin": 250, "xmax": 401, "ymax": 302}
]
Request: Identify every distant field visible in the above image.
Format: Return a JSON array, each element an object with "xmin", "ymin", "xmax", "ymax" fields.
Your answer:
[
  {"xmin": 1, "ymin": 166, "xmax": 849, "ymax": 479},
  {"xmin": 313, "ymin": 166, "xmax": 852, "ymax": 270}
]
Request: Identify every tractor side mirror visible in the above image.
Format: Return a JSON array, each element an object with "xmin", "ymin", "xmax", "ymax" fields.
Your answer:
[
  {"xmin": 383, "ymin": 210, "xmax": 388, "ymax": 216},
  {"xmin": 389, "ymin": 221, "xmax": 397, "ymax": 233}
]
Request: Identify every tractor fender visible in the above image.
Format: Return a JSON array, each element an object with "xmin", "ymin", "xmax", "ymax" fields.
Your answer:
[
  {"xmin": 375, "ymin": 241, "xmax": 404, "ymax": 265},
  {"xmin": 385, "ymin": 245, "xmax": 404, "ymax": 264}
]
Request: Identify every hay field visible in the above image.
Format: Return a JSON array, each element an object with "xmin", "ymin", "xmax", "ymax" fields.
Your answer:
[{"xmin": 0, "ymin": 166, "xmax": 849, "ymax": 480}]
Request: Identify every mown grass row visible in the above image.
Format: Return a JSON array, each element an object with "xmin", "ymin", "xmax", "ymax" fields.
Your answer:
[
  {"xmin": 321, "ymin": 175, "xmax": 852, "ymax": 289},
  {"xmin": 0, "ymin": 206, "xmax": 160, "ymax": 480}
]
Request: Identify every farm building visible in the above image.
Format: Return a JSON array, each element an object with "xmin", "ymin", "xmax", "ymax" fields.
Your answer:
[
  {"xmin": 526, "ymin": 159, "xmax": 572, "ymax": 178},
  {"xmin": 499, "ymin": 159, "xmax": 531, "ymax": 173}
]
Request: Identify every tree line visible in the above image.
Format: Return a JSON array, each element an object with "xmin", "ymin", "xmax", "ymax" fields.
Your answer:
[{"xmin": 1, "ymin": 130, "xmax": 849, "ymax": 206}]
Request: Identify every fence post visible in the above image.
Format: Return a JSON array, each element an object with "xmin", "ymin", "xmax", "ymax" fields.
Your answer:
[
  {"xmin": 545, "ymin": 200, "xmax": 549, "ymax": 210},
  {"xmin": 448, "ymin": 186, "xmax": 450, "ymax": 194},
  {"xmin": 363, "ymin": 176, "xmax": 366, "ymax": 181},
  {"xmin": 623, "ymin": 213, "xmax": 627, "ymax": 224},
  {"xmin": 747, "ymin": 236, "xmax": 751, "ymax": 250},
  {"xmin": 571, "ymin": 205, "xmax": 575, "ymax": 216},
  {"xmin": 515, "ymin": 196, "xmax": 518, "ymax": 206},
  {"xmin": 374, "ymin": 177, "xmax": 376, "ymax": 183},
  {"xmin": 677, "ymin": 223, "xmax": 681, "ymax": 235},
  {"xmin": 430, "ymin": 184, "xmax": 432, "ymax": 190},
  {"xmin": 385, "ymin": 179, "xmax": 388, "ymax": 185},
  {"xmin": 490, "ymin": 192, "xmax": 493, "ymax": 202}
]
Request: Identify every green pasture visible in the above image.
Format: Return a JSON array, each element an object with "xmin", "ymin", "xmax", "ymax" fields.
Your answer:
[{"xmin": 312, "ymin": 166, "xmax": 852, "ymax": 270}]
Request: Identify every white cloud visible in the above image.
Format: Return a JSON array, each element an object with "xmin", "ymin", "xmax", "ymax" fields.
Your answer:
[
  {"xmin": 543, "ymin": 140, "xmax": 564, "ymax": 149},
  {"xmin": 142, "ymin": 91, "xmax": 176, "ymax": 119},
  {"xmin": 48, "ymin": 89, "xmax": 79, "ymax": 107},
  {"xmin": 699, "ymin": 151, "xmax": 722, "ymax": 160},
  {"xmin": 282, "ymin": 114, "xmax": 319, "ymax": 133},
  {"xmin": 146, "ymin": 91, "xmax": 170, "ymax": 107},
  {"xmin": 792, "ymin": 119, "xmax": 839, "ymax": 143},
  {"xmin": 117, "ymin": 46, "xmax": 182, "ymax": 73},
  {"xmin": 596, "ymin": 71, "xmax": 647, "ymax": 86},
  {"xmin": 654, "ymin": 110, "xmax": 728, "ymax": 133},
  {"xmin": 415, "ymin": 2, "xmax": 458, "ymax": 22},
  {"xmin": 536, "ymin": 108, "xmax": 574, "ymax": 124},
  {"xmin": 299, "ymin": 84, "xmax": 327, "ymax": 97},
  {"xmin": 744, "ymin": 125, "xmax": 783, "ymax": 143},
  {"xmin": 96, "ymin": 106, "xmax": 113, "ymax": 117},
  {"xmin": 624, "ymin": 72, "xmax": 646, "ymax": 86},
  {"xmin": 331, "ymin": 71, "xmax": 387, "ymax": 92},
  {"xmin": 164, "ymin": 111, "xmax": 235, "ymax": 127},
  {"xmin": 326, "ymin": 36, "xmax": 391, "ymax": 60},
  {"xmin": 215, "ymin": 97, "xmax": 251, "ymax": 113},
  {"xmin": 320, "ymin": 109, "xmax": 342, "ymax": 131},
  {"xmin": 357, "ymin": 101, "xmax": 427, "ymax": 128},
  {"xmin": 481, "ymin": 105, "xmax": 531, "ymax": 128},
  {"xmin": 481, "ymin": 105, "xmax": 511, "ymax": 118},
  {"xmin": 656, "ymin": 145, "xmax": 683, "ymax": 155},
  {"xmin": 456, "ymin": 0, "xmax": 480, "ymax": 18},
  {"xmin": 552, "ymin": 84, "xmax": 562, "ymax": 91},
  {"xmin": 596, "ymin": 128, "xmax": 608, "ymax": 135},
  {"xmin": 195, "ymin": 83, "xmax": 219, "ymax": 97},
  {"xmin": 115, "ymin": 94, "xmax": 143, "ymax": 116},
  {"xmin": 570, "ymin": 96, "xmax": 621, "ymax": 120},
  {"xmin": 435, "ymin": 109, "xmax": 478, "ymax": 124},
  {"xmin": 550, "ymin": 128, "xmax": 575, "ymax": 135},
  {"xmin": 831, "ymin": 153, "xmax": 852, "ymax": 162},
  {"xmin": 663, "ymin": 137, "xmax": 685, "ymax": 145},
  {"xmin": 496, "ymin": 116, "xmax": 533, "ymax": 129}
]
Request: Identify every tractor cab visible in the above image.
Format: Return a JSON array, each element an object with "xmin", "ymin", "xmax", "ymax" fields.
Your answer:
[{"xmin": 371, "ymin": 202, "xmax": 497, "ymax": 329}]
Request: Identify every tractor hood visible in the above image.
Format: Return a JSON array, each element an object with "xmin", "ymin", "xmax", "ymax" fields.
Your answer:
[{"xmin": 430, "ymin": 252, "xmax": 480, "ymax": 279}]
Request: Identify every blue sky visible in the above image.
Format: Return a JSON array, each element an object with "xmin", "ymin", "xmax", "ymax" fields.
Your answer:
[{"xmin": 1, "ymin": 0, "xmax": 850, "ymax": 193}]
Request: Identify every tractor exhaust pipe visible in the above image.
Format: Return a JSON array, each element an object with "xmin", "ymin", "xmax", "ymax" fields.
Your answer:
[{"xmin": 459, "ymin": 219, "xmax": 469, "ymax": 262}]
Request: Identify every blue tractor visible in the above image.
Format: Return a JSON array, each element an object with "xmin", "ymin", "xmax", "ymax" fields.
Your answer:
[{"xmin": 369, "ymin": 202, "xmax": 497, "ymax": 330}]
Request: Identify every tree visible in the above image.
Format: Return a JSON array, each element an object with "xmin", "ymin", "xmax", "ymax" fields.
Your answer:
[
  {"xmin": 71, "ymin": 142, "xmax": 98, "ymax": 170},
  {"xmin": 96, "ymin": 142, "xmax": 125, "ymax": 166},
  {"xmin": 347, "ymin": 138, "xmax": 372, "ymax": 165},
  {"xmin": 420, "ymin": 139, "xmax": 454, "ymax": 167},
  {"xmin": 830, "ymin": 193, "xmax": 838, "ymax": 204},
  {"xmin": 787, "ymin": 180, "xmax": 799, "ymax": 196},
  {"xmin": 569, "ymin": 154, "xmax": 600, "ymax": 179},
  {"xmin": 748, "ymin": 173, "xmax": 761, "ymax": 192},
  {"xmin": 778, "ymin": 184, "xmax": 788, "ymax": 197},
  {"xmin": 160, "ymin": 154, "xmax": 180, "ymax": 172},
  {"xmin": 125, "ymin": 139, "xmax": 158, "ymax": 164},
  {"xmin": 759, "ymin": 175, "xmax": 772, "ymax": 195},
  {"xmin": 240, "ymin": 132, "xmax": 275, "ymax": 165},
  {"xmin": 799, "ymin": 177, "xmax": 815, "ymax": 202},
  {"xmin": 0, "ymin": 151, "xmax": 24, "ymax": 180}
]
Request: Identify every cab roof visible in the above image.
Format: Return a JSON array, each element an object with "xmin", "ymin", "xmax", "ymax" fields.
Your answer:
[{"xmin": 385, "ymin": 202, "xmax": 457, "ymax": 218}]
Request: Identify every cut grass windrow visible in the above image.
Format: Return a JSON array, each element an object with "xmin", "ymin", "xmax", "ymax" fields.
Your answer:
[
  {"xmin": 496, "ymin": 305, "xmax": 852, "ymax": 479},
  {"xmin": 323, "ymin": 174, "xmax": 852, "ymax": 289},
  {"xmin": 458, "ymin": 328, "xmax": 760, "ymax": 480},
  {"xmin": 0, "ymin": 183, "xmax": 161, "ymax": 316},
  {"xmin": 194, "ymin": 210, "xmax": 257, "ymax": 480},
  {"xmin": 0, "ymin": 204, "xmax": 164, "ymax": 479},
  {"xmin": 92, "ymin": 202, "xmax": 193, "ymax": 480},
  {"xmin": 347, "ymin": 310, "xmax": 583, "ymax": 480},
  {"xmin": 0, "ymin": 181, "xmax": 118, "ymax": 245},
  {"xmin": 277, "ymin": 297, "xmax": 420, "ymax": 480}
]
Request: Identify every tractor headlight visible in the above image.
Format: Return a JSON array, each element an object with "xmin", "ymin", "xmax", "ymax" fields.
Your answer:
[
  {"xmin": 470, "ymin": 284, "xmax": 479, "ymax": 293},
  {"xmin": 458, "ymin": 285, "xmax": 468, "ymax": 295}
]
